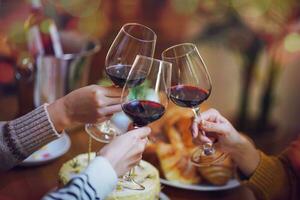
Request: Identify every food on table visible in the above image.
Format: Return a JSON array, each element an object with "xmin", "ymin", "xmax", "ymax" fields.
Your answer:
[
  {"xmin": 156, "ymin": 141, "xmax": 200, "ymax": 184},
  {"xmin": 198, "ymin": 155, "xmax": 234, "ymax": 186},
  {"xmin": 58, "ymin": 153, "xmax": 160, "ymax": 200},
  {"xmin": 145, "ymin": 104, "xmax": 235, "ymax": 186}
]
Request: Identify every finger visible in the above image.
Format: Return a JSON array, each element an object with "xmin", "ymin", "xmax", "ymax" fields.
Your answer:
[
  {"xmin": 128, "ymin": 162, "xmax": 139, "ymax": 170},
  {"xmin": 191, "ymin": 119, "xmax": 199, "ymax": 138},
  {"xmin": 128, "ymin": 127, "xmax": 151, "ymax": 139},
  {"xmin": 97, "ymin": 104, "xmax": 122, "ymax": 116},
  {"xmin": 193, "ymin": 133, "xmax": 212, "ymax": 145},
  {"xmin": 133, "ymin": 154, "xmax": 143, "ymax": 163},
  {"xmin": 99, "ymin": 96, "xmax": 121, "ymax": 106},
  {"xmin": 201, "ymin": 121, "xmax": 226, "ymax": 136},
  {"xmin": 95, "ymin": 115, "xmax": 113, "ymax": 123},
  {"xmin": 103, "ymin": 86, "xmax": 123, "ymax": 97},
  {"xmin": 200, "ymin": 109, "xmax": 219, "ymax": 122},
  {"xmin": 141, "ymin": 137, "xmax": 148, "ymax": 145}
]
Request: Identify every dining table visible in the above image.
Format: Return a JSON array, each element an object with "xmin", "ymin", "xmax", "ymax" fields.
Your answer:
[{"xmin": 0, "ymin": 125, "xmax": 256, "ymax": 200}]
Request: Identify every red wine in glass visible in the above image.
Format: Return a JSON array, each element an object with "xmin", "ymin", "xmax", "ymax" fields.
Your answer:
[
  {"xmin": 170, "ymin": 85, "xmax": 209, "ymax": 108},
  {"xmin": 86, "ymin": 23, "xmax": 157, "ymax": 145},
  {"xmin": 162, "ymin": 43, "xmax": 227, "ymax": 167},
  {"xmin": 106, "ymin": 64, "xmax": 147, "ymax": 88},
  {"xmin": 122, "ymin": 100, "xmax": 165, "ymax": 127},
  {"xmin": 120, "ymin": 55, "xmax": 172, "ymax": 190}
]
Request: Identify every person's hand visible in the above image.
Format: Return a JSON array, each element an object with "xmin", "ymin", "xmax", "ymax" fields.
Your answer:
[
  {"xmin": 48, "ymin": 85, "xmax": 123, "ymax": 131},
  {"xmin": 98, "ymin": 127, "xmax": 150, "ymax": 177},
  {"xmin": 192, "ymin": 108, "xmax": 260, "ymax": 176},
  {"xmin": 192, "ymin": 108, "xmax": 244, "ymax": 154}
]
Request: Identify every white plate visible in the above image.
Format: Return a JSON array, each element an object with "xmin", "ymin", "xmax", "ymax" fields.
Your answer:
[
  {"xmin": 159, "ymin": 192, "xmax": 170, "ymax": 200},
  {"xmin": 21, "ymin": 132, "xmax": 71, "ymax": 166},
  {"xmin": 160, "ymin": 178, "xmax": 240, "ymax": 191}
]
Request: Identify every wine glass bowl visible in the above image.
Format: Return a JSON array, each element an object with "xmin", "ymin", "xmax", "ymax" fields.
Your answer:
[
  {"xmin": 106, "ymin": 23, "xmax": 157, "ymax": 68},
  {"xmin": 85, "ymin": 23, "xmax": 157, "ymax": 143},
  {"xmin": 162, "ymin": 43, "xmax": 226, "ymax": 167},
  {"xmin": 162, "ymin": 43, "xmax": 212, "ymax": 94}
]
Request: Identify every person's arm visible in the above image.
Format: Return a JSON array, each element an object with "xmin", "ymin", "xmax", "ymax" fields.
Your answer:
[
  {"xmin": 0, "ymin": 104, "xmax": 60, "ymax": 171},
  {"xmin": 0, "ymin": 85, "xmax": 123, "ymax": 171},
  {"xmin": 192, "ymin": 108, "xmax": 298, "ymax": 200},
  {"xmin": 42, "ymin": 157, "xmax": 118, "ymax": 200},
  {"xmin": 244, "ymin": 151, "xmax": 296, "ymax": 200},
  {"xmin": 42, "ymin": 127, "xmax": 150, "ymax": 200}
]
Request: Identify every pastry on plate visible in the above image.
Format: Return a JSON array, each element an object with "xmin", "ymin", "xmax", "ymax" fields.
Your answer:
[
  {"xmin": 145, "ymin": 105, "xmax": 235, "ymax": 186},
  {"xmin": 198, "ymin": 153, "xmax": 234, "ymax": 186}
]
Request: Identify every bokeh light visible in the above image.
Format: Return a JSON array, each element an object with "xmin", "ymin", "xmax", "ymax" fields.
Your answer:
[
  {"xmin": 284, "ymin": 32, "xmax": 300, "ymax": 53},
  {"xmin": 53, "ymin": 0, "xmax": 101, "ymax": 17}
]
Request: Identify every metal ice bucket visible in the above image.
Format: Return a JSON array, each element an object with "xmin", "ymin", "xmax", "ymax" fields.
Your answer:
[{"xmin": 34, "ymin": 33, "xmax": 100, "ymax": 106}]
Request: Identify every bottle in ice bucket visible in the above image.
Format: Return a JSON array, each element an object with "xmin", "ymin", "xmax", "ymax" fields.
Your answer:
[{"xmin": 24, "ymin": 0, "xmax": 63, "ymax": 57}]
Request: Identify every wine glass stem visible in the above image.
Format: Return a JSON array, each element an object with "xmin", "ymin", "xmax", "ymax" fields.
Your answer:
[
  {"xmin": 88, "ymin": 135, "xmax": 92, "ymax": 164},
  {"xmin": 192, "ymin": 107, "xmax": 214, "ymax": 156},
  {"xmin": 128, "ymin": 124, "xmax": 139, "ymax": 178}
]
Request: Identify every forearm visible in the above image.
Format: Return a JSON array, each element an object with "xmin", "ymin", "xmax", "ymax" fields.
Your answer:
[
  {"xmin": 42, "ymin": 157, "xmax": 118, "ymax": 200},
  {"xmin": 244, "ymin": 152, "xmax": 291, "ymax": 200},
  {"xmin": 42, "ymin": 173, "xmax": 97, "ymax": 200},
  {"xmin": 0, "ymin": 105, "xmax": 60, "ymax": 171},
  {"xmin": 229, "ymin": 137, "xmax": 291, "ymax": 199},
  {"xmin": 229, "ymin": 135, "xmax": 260, "ymax": 177}
]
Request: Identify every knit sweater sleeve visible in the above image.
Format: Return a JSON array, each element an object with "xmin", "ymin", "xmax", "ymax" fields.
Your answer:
[
  {"xmin": 0, "ymin": 104, "xmax": 60, "ymax": 171},
  {"xmin": 244, "ymin": 151, "xmax": 298, "ymax": 200}
]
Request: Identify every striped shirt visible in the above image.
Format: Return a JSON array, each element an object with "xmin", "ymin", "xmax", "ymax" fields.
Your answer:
[{"xmin": 42, "ymin": 157, "xmax": 118, "ymax": 200}]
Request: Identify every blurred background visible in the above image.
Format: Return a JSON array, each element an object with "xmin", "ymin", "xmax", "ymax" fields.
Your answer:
[{"xmin": 1, "ymin": 0, "xmax": 300, "ymax": 153}]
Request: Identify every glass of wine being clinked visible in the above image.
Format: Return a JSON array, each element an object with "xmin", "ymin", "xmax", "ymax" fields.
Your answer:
[
  {"xmin": 162, "ymin": 43, "xmax": 227, "ymax": 167},
  {"xmin": 85, "ymin": 23, "xmax": 157, "ymax": 143},
  {"xmin": 121, "ymin": 55, "xmax": 172, "ymax": 190}
]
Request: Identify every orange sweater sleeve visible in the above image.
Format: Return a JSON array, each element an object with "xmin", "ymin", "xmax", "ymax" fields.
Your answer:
[{"xmin": 244, "ymin": 151, "xmax": 299, "ymax": 200}]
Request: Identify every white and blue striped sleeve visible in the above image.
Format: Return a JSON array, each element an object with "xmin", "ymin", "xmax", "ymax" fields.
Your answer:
[{"xmin": 42, "ymin": 156, "xmax": 118, "ymax": 200}]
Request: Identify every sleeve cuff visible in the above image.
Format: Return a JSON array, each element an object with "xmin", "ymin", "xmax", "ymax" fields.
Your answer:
[
  {"xmin": 44, "ymin": 104, "xmax": 61, "ymax": 137},
  {"xmin": 84, "ymin": 156, "xmax": 118, "ymax": 199},
  {"xmin": 4, "ymin": 104, "xmax": 60, "ymax": 160}
]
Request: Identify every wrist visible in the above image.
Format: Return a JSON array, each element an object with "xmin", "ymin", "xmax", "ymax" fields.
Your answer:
[
  {"xmin": 230, "ymin": 135, "xmax": 260, "ymax": 176},
  {"xmin": 47, "ymin": 98, "xmax": 71, "ymax": 132},
  {"xmin": 98, "ymin": 151, "xmax": 113, "ymax": 167}
]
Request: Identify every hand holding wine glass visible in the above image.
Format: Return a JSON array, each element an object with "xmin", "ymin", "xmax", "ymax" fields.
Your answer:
[
  {"xmin": 192, "ymin": 108, "xmax": 244, "ymax": 153},
  {"xmin": 192, "ymin": 108, "xmax": 261, "ymax": 177},
  {"xmin": 120, "ymin": 55, "xmax": 172, "ymax": 190},
  {"xmin": 98, "ymin": 127, "xmax": 151, "ymax": 177},
  {"xmin": 48, "ymin": 85, "xmax": 122, "ymax": 132},
  {"xmin": 86, "ymin": 23, "xmax": 157, "ymax": 143},
  {"xmin": 162, "ymin": 43, "xmax": 226, "ymax": 167}
]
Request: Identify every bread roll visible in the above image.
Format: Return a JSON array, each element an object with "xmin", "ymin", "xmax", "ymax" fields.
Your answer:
[{"xmin": 198, "ymin": 153, "xmax": 234, "ymax": 185}]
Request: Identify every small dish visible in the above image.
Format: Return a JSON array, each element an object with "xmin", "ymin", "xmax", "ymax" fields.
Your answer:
[{"xmin": 21, "ymin": 132, "xmax": 71, "ymax": 166}]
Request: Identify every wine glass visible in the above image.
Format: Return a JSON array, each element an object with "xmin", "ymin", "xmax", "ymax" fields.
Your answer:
[
  {"xmin": 162, "ymin": 43, "xmax": 227, "ymax": 167},
  {"xmin": 121, "ymin": 55, "xmax": 172, "ymax": 190},
  {"xmin": 85, "ymin": 23, "xmax": 157, "ymax": 143}
]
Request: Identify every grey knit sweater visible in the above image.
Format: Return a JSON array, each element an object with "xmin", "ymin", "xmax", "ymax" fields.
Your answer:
[
  {"xmin": 0, "ymin": 104, "xmax": 60, "ymax": 171},
  {"xmin": 0, "ymin": 105, "xmax": 118, "ymax": 200}
]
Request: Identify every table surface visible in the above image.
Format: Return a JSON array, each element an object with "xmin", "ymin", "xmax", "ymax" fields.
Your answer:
[{"xmin": 0, "ymin": 128, "xmax": 256, "ymax": 200}]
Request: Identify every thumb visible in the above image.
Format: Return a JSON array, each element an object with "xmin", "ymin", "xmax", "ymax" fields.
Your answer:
[{"xmin": 129, "ymin": 126, "xmax": 151, "ymax": 139}]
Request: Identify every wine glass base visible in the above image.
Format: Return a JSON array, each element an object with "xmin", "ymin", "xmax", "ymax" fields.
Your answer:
[
  {"xmin": 119, "ymin": 176, "xmax": 145, "ymax": 190},
  {"xmin": 190, "ymin": 148, "xmax": 228, "ymax": 167},
  {"xmin": 85, "ymin": 123, "xmax": 116, "ymax": 143}
]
